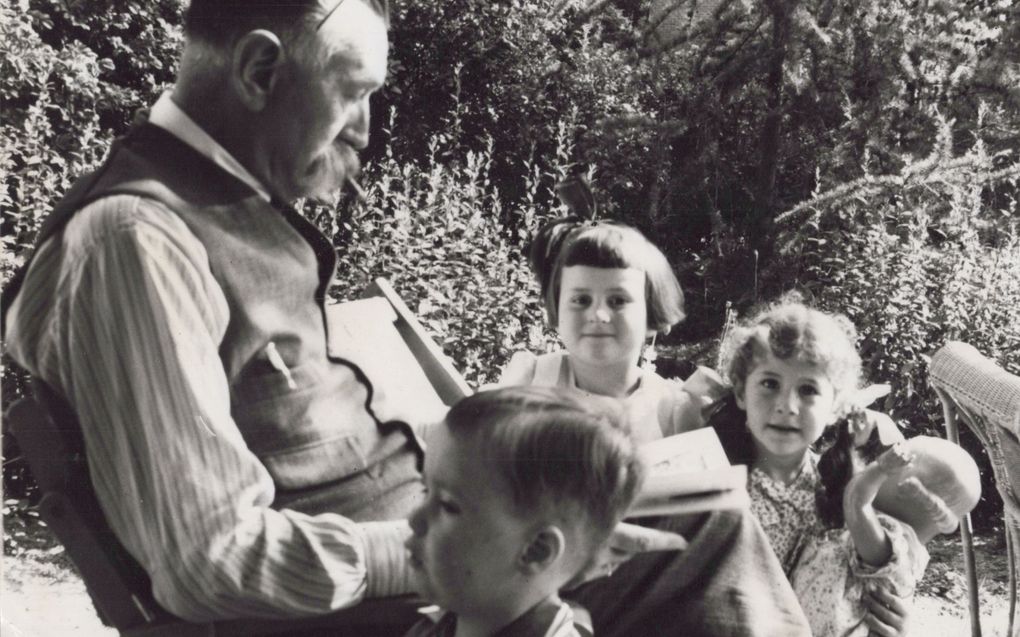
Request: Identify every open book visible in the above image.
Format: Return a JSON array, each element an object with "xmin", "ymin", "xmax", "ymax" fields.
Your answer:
[{"xmin": 628, "ymin": 428, "xmax": 749, "ymax": 518}]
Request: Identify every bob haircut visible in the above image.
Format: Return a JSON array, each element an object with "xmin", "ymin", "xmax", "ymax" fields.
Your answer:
[
  {"xmin": 530, "ymin": 221, "xmax": 686, "ymax": 334},
  {"xmin": 719, "ymin": 293, "xmax": 862, "ymax": 406},
  {"xmin": 444, "ymin": 386, "xmax": 645, "ymax": 549},
  {"xmin": 183, "ymin": 0, "xmax": 390, "ymax": 49}
]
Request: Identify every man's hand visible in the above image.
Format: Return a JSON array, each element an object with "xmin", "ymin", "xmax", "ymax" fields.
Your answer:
[
  {"xmin": 863, "ymin": 585, "xmax": 911, "ymax": 637},
  {"xmin": 566, "ymin": 522, "xmax": 687, "ymax": 589}
]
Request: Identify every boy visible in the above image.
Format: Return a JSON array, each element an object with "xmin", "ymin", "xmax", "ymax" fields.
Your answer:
[{"xmin": 405, "ymin": 387, "xmax": 645, "ymax": 637}]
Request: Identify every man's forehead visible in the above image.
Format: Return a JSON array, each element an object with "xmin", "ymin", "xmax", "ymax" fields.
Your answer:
[{"xmin": 315, "ymin": 0, "xmax": 389, "ymax": 77}]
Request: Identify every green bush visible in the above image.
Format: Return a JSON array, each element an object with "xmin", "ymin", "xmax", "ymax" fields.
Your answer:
[
  {"xmin": 1, "ymin": 0, "xmax": 181, "ymax": 287},
  {"xmin": 329, "ymin": 113, "xmax": 563, "ymax": 387},
  {"xmin": 768, "ymin": 124, "xmax": 1020, "ymax": 527}
]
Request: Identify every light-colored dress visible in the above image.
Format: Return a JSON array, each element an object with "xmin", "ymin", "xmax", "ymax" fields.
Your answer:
[
  {"xmin": 497, "ymin": 350, "xmax": 723, "ymax": 444},
  {"xmin": 790, "ymin": 514, "xmax": 929, "ymax": 637},
  {"xmin": 747, "ymin": 456, "xmax": 823, "ymax": 574}
]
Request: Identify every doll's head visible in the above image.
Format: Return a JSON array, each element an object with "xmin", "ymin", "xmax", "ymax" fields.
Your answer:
[{"xmin": 873, "ymin": 436, "xmax": 981, "ymax": 543}]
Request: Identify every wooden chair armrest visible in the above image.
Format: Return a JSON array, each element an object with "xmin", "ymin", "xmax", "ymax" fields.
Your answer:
[{"xmin": 363, "ymin": 278, "xmax": 472, "ymax": 404}]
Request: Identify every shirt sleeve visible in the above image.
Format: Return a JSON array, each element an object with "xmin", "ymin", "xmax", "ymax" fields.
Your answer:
[
  {"xmin": 846, "ymin": 515, "xmax": 929, "ymax": 594},
  {"xmin": 661, "ymin": 366, "xmax": 730, "ymax": 436},
  {"xmin": 11, "ymin": 196, "xmax": 413, "ymax": 621},
  {"xmin": 493, "ymin": 350, "xmax": 539, "ymax": 387}
]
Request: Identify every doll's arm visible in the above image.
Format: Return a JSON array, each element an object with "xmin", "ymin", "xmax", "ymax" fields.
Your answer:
[{"xmin": 844, "ymin": 444, "xmax": 912, "ymax": 566}]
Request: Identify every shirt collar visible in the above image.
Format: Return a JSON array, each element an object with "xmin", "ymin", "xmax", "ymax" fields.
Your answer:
[{"xmin": 148, "ymin": 92, "xmax": 272, "ymax": 202}]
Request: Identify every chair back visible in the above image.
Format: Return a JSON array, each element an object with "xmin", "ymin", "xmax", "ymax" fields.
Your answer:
[
  {"xmin": 7, "ymin": 383, "xmax": 176, "ymax": 632},
  {"xmin": 929, "ymin": 341, "xmax": 1020, "ymax": 637}
]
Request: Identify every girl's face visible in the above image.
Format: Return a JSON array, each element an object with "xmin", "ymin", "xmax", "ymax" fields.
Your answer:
[
  {"xmin": 736, "ymin": 351, "xmax": 839, "ymax": 466},
  {"xmin": 557, "ymin": 266, "xmax": 652, "ymax": 371}
]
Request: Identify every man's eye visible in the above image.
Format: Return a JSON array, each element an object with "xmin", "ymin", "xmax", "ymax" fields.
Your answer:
[
  {"xmin": 799, "ymin": 384, "xmax": 820, "ymax": 397},
  {"xmin": 608, "ymin": 296, "xmax": 630, "ymax": 309},
  {"xmin": 570, "ymin": 295, "xmax": 591, "ymax": 306},
  {"xmin": 760, "ymin": 378, "xmax": 779, "ymax": 390}
]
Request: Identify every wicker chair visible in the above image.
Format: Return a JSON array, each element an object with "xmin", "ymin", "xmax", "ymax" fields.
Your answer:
[{"xmin": 929, "ymin": 341, "xmax": 1020, "ymax": 637}]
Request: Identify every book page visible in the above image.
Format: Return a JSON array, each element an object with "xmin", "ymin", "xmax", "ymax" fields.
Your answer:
[{"xmin": 630, "ymin": 428, "xmax": 749, "ymax": 517}]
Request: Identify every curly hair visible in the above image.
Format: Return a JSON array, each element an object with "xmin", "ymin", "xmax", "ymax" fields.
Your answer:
[{"xmin": 717, "ymin": 292, "xmax": 862, "ymax": 405}]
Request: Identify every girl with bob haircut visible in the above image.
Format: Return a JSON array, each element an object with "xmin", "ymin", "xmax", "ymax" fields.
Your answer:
[{"xmin": 500, "ymin": 177, "xmax": 721, "ymax": 443}]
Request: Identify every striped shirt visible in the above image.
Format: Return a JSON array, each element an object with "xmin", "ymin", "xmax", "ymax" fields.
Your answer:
[{"xmin": 5, "ymin": 93, "xmax": 415, "ymax": 621}]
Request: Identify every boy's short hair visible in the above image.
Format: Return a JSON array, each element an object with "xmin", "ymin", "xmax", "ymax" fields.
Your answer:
[
  {"xmin": 531, "ymin": 222, "xmax": 685, "ymax": 334},
  {"xmin": 445, "ymin": 387, "xmax": 645, "ymax": 549},
  {"xmin": 184, "ymin": 0, "xmax": 390, "ymax": 48}
]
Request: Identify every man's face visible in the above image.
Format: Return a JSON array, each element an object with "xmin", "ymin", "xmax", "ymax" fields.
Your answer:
[{"xmin": 263, "ymin": 1, "xmax": 388, "ymax": 201}]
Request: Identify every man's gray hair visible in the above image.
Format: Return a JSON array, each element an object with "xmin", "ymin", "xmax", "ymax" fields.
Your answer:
[{"xmin": 183, "ymin": 0, "xmax": 390, "ymax": 48}]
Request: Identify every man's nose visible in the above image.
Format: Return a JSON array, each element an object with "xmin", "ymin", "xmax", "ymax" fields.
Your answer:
[{"xmin": 343, "ymin": 99, "xmax": 371, "ymax": 150}]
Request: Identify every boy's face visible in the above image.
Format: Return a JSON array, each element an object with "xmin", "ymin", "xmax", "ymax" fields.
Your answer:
[{"xmin": 406, "ymin": 424, "xmax": 536, "ymax": 617}]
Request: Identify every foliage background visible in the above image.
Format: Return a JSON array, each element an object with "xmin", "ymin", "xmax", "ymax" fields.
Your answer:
[{"xmin": 3, "ymin": 0, "xmax": 1019, "ymax": 528}]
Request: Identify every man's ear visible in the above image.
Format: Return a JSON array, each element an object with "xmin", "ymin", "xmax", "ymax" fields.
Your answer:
[
  {"xmin": 519, "ymin": 526, "xmax": 565, "ymax": 575},
  {"xmin": 231, "ymin": 29, "xmax": 286, "ymax": 111}
]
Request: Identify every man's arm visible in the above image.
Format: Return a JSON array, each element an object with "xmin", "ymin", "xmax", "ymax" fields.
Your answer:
[{"xmin": 8, "ymin": 197, "xmax": 412, "ymax": 621}]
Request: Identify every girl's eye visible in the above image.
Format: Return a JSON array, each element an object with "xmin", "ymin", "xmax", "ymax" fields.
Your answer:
[
  {"xmin": 799, "ymin": 384, "xmax": 820, "ymax": 397},
  {"xmin": 607, "ymin": 296, "xmax": 630, "ymax": 309},
  {"xmin": 760, "ymin": 378, "xmax": 779, "ymax": 391},
  {"xmin": 570, "ymin": 294, "xmax": 591, "ymax": 307}
]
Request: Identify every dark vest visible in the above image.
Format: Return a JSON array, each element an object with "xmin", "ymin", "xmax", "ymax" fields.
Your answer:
[{"xmin": 6, "ymin": 123, "xmax": 423, "ymax": 521}]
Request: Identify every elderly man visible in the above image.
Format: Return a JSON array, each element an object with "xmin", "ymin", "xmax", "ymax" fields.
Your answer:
[{"xmin": 5, "ymin": 1, "xmax": 826, "ymax": 635}]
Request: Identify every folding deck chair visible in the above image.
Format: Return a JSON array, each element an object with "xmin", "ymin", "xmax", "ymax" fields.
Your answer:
[
  {"xmin": 929, "ymin": 341, "xmax": 1020, "ymax": 637},
  {"xmin": 5, "ymin": 277, "xmax": 471, "ymax": 636}
]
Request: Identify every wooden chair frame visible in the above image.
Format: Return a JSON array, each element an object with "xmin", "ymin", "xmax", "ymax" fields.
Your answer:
[
  {"xmin": 929, "ymin": 341, "xmax": 1020, "ymax": 637},
  {"xmin": 5, "ymin": 277, "xmax": 470, "ymax": 636}
]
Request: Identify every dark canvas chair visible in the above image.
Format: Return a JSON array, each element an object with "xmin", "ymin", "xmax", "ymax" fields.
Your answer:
[
  {"xmin": 929, "ymin": 341, "xmax": 1020, "ymax": 637},
  {"xmin": 5, "ymin": 277, "xmax": 471, "ymax": 636}
]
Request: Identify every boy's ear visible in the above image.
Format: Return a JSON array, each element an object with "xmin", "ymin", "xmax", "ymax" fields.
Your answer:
[
  {"xmin": 231, "ymin": 29, "xmax": 285, "ymax": 110},
  {"xmin": 519, "ymin": 526, "xmax": 565, "ymax": 574}
]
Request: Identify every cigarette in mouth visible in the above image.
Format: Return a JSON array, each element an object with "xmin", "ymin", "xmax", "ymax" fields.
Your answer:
[{"xmin": 346, "ymin": 175, "xmax": 367, "ymax": 202}]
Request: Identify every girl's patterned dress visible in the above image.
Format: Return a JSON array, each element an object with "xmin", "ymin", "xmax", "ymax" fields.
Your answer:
[{"xmin": 747, "ymin": 454, "xmax": 821, "ymax": 574}]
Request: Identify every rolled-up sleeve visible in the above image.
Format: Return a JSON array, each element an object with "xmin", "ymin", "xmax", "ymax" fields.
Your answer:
[{"xmin": 6, "ymin": 196, "xmax": 413, "ymax": 620}]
